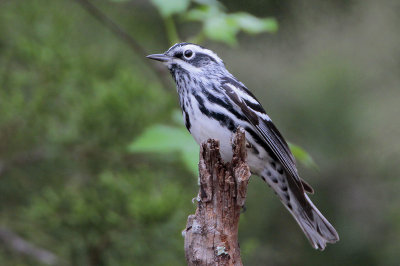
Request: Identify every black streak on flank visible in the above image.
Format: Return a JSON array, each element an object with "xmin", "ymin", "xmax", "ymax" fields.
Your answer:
[
  {"xmin": 194, "ymin": 93, "xmax": 237, "ymax": 131},
  {"xmin": 251, "ymin": 144, "xmax": 259, "ymax": 155},
  {"xmin": 200, "ymin": 84, "xmax": 247, "ymax": 122},
  {"xmin": 227, "ymin": 119, "xmax": 235, "ymax": 131},
  {"xmin": 183, "ymin": 109, "xmax": 191, "ymax": 131}
]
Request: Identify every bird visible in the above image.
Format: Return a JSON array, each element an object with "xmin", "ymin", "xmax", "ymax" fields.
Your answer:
[{"xmin": 147, "ymin": 42, "xmax": 339, "ymax": 250}]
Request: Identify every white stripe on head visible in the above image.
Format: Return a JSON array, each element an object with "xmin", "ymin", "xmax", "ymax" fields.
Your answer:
[{"xmin": 165, "ymin": 43, "xmax": 224, "ymax": 65}]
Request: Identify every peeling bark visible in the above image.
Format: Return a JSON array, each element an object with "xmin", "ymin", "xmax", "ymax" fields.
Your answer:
[{"xmin": 184, "ymin": 128, "xmax": 251, "ymax": 266}]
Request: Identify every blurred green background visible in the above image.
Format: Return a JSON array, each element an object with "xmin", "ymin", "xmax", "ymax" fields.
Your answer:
[{"xmin": 0, "ymin": 0, "xmax": 399, "ymax": 265}]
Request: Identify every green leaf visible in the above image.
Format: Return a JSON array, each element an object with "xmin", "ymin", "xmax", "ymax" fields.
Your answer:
[
  {"xmin": 185, "ymin": 6, "xmax": 278, "ymax": 45},
  {"xmin": 185, "ymin": 5, "xmax": 219, "ymax": 21},
  {"xmin": 128, "ymin": 125, "xmax": 192, "ymax": 153},
  {"xmin": 288, "ymin": 142, "xmax": 318, "ymax": 169},
  {"xmin": 128, "ymin": 124, "xmax": 199, "ymax": 175},
  {"xmin": 232, "ymin": 13, "xmax": 278, "ymax": 34},
  {"xmin": 181, "ymin": 147, "xmax": 199, "ymax": 175},
  {"xmin": 186, "ymin": 5, "xmax": 239, "ymax": 45},
  {"xmin": 151, "ymin": 0, "xmax": 190, "ymax": 17},
  {"xmin": 204, "ymin": 16, "xmax": 239, "ymax": 45},
  {"xmin": 192, "ymin": 0, "xmax": 221, "ymax": 7}
]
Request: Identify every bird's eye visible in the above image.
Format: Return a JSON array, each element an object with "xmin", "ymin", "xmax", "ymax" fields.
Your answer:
[{"xmin": 183, "ymin": 49, "xmax": 194, "ymax": 59}]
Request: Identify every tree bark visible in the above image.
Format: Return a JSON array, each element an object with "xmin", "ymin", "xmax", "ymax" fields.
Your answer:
[{"xmin": 184, "ymin": 128, "xmax": 251, "ymax": 266}]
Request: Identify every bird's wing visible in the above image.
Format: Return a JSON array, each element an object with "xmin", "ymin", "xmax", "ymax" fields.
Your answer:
[{"xmin": 221, "ymin": 79, "xmax": 305, "ymax": 190}]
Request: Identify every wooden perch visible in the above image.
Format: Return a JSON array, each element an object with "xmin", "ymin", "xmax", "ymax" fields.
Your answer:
[{"xmin": 184, "ymin": 128, "xmax": 251, "ymax": 266}]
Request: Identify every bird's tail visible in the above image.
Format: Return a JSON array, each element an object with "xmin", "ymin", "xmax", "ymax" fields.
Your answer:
[
  {"xmin": 261, "ymin": 172, "xmax": 339, "ymax": 250},
  {"xmin": 290, "ymin": 193, "xmax": 339, "ymax": 250}
]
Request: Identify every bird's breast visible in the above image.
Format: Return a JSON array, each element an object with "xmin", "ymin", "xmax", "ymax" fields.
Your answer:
[
  {"xmin": 179, "ymin": 88, "xmax": 270, "ymax": 173},
  {"xmin": 189, "ymin": 111, "xmax": 234, "ymax": 163},
  {"xmin": 184, "ymin": 94, "xmax": 234, "ymax": 162}
]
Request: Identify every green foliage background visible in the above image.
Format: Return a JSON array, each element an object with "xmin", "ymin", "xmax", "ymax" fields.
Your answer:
[{"xmin": 0, "ymin": 0, "xmax": 399, "ymax": 265}]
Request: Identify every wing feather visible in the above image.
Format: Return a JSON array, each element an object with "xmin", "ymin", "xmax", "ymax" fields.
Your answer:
[{"xmin": 222, "ymin": 82, "xmax": 303, "ymax": 189}]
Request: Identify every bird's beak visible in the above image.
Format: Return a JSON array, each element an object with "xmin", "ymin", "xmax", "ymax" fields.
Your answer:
[{"xmin": 146, "ymin": 53, "xmax": 170, "ymax": 62}]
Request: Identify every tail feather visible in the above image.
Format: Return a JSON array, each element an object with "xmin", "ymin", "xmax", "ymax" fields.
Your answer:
[
  {"xmin": 261, "ymin": 170, "xmax": 339, "ymax": 250},
  {"xmin": 290, "ymin": 194, "xmax": 339, "ymax": 250}
]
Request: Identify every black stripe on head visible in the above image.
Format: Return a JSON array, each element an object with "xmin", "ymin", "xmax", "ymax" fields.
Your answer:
[
  {"xmin": 190, "ymin": 52, "xmax": 217, "ymax": 67},
  {"xmin": 174, "ymin": 51, "xmax": 218, "ymax": 67},
  {"xmin": 166, "ymin": 42, "xmax": 220, "ymax": 67}
]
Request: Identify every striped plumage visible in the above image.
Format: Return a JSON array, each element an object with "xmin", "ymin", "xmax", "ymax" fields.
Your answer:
[{"xmin": 147, "ymin": 43, "xmax": 339, "ymax": 250}]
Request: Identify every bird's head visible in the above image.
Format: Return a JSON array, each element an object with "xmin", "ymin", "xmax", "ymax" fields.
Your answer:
[{"xmin": 147, "ymin": 43, "xmax": 226, "ymax": 77}]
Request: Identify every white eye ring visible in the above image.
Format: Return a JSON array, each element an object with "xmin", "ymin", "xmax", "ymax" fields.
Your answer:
[{"xmin": 183, "ymin": 49, "xmax": 194, "ymax": 59}]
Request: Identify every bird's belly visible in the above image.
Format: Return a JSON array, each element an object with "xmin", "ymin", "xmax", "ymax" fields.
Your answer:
[
  {"xmin": 189, "ymin": 116, "xmax": 234, "ymax": 163},
  {"xmin": 189, "ymin": 116, "xmax": 269, "ymax": 174}
]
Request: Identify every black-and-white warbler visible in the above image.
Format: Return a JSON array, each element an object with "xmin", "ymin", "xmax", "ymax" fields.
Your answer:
[{"xmin": 147, "ymin": 43, "xmax": 339, "ymax": 250}]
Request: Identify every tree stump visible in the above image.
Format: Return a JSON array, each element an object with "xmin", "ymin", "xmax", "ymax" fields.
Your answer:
[{"xmin": 184, "ymin": 128, "xmax": 251, "ymax": 266}]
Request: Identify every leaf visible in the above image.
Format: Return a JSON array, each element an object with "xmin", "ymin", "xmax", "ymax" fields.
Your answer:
[
  {"xmin": 180, "ymin": 147, "xmax": 199, "ymax": 175},
  {"xmin": 151, "ymin": 0, "xmax": 190, "ymax": 17},
  {"xmin": 185, "ymin": 6, "xmax": 278, "ymax": 45},
  {"xmin": 288, "ymin": 142, "xmax": 318, "ymax": 170},
  {"xmin": 186, "ymin": 6, "xmax": 239, "ymax": 45},
  {"xmin": 192, "ymin": 0, "xmax": 221, "ymax": 7},
  {"xmin": 128, "ymin": 125, "xmax": 192, "ymax": 153},
  {"xmin": 185, "ymin": 5, "xmax": 219, "ymax": 21},
  {"xmin": 204, "ymin": 16, "xmax": 239, "ymax": 45},
  {"xmin": 128, "ymin": 124, "xmax": 199, "ymax": 175},
  {"xmin": 232, "ymin": 13, "xmax": 278, "ymax": 34}
]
